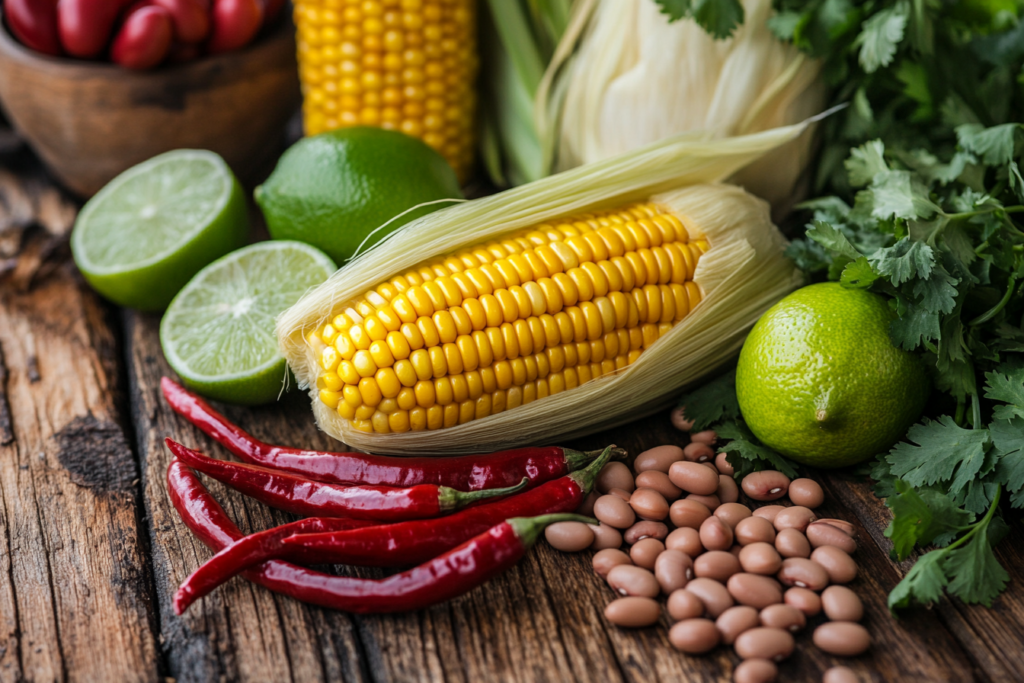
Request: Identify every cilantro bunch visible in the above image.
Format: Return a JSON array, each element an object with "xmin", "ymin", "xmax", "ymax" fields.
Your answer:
[{"xmin": 787, "ymin": 129, "xmax": 1024, "ymax": 610}]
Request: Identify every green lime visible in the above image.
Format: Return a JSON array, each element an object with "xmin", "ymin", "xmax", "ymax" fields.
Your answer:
[
  {"xmin": 160, "ymin": 241, "xmax": 336, "ymax": 406},
  {"xmin": 736, "ymin": 282, "xmax": 930, "ymax": 468},
  {"xmin": 255, "ymin": 127, "xmax": 462, "ymax": 264},
  {"xmin": 71, "ymin": 150, "xmax": 248, "ymax": 311}
]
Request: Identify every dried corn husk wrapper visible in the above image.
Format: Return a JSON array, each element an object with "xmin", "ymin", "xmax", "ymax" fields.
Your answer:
[
  {"xmin": 541, "ymin": 0, "xmax": 826, "ymax": 215},
  {"xmin": 278, "ymin": 124, "xmax": 808, "ymax": 454}
]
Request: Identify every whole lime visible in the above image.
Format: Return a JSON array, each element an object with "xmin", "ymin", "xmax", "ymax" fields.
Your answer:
[
  {"xmin": 255, "ymin": 127, "xmax": 463, "ymax": 264},
  {"xmin": 735, "ymin": 282, "xmax": 929, "ymax": 468}
]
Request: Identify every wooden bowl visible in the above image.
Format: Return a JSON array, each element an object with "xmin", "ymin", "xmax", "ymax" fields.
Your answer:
[{"xmin": 0, "ymin": 20, "xmax": 301, "ymax": 197}]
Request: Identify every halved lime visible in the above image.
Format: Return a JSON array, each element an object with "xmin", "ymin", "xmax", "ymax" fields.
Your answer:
[
  {"xmin": 71, "ymin": 150, "xmax": 248, "ymax": 311},
  {"xmin": 160, "ymin": 241, "xmax": 336, "ymax": 405}
]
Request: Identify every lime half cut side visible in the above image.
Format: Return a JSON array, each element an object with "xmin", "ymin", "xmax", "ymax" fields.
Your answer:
[
  {"xmin": 71, "ymin": 149, "xmax": 248, "ymax": 310},
  {"xmin": 160, "ymin": 241, "xmax": 337, "ymax": 405}
]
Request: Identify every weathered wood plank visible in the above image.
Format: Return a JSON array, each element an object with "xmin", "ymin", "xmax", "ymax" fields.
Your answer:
[
  {"xmin": 125, "ymin": 311, "xmax": 371, "ymax": 683},
  {"xmin": 0, "ymin": 266, "xmax": 159, "ymax": 683}
]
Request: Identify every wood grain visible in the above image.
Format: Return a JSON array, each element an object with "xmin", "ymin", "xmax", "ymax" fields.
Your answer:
[{"xmin": 0, "ymin": 266, "xmax": 159, "ymax": 683}]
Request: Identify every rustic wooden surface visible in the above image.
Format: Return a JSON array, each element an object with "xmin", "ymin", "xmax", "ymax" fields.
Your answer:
[{"xmin": 1, "ymin": 151, "xmax": 1023, "ymax": 683}]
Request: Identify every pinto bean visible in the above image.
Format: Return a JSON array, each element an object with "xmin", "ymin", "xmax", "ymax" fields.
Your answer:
[
  {"xmin": 735, "ymin": 517, "xmax": 776, "ymax": 546},
  {"xmin": 752, "ymin": 505, "xmax": 785, "ymax": 523},
  {"xmin": 775, "ymin": 528, "xmax": 811, "ymax": 559},
  {"xmin": 592, "ymin": 548, "xmax": 631, "ymax": 578},
  {"xmin": 607, "ymin": 564, "xmax": 660, "ymax": 598},
  {"xmin": 715, "ymin": 452, "xmax": 734, "ymax": 475},
  {"xmin": 758, "ymin": 604, "xmax": 805, "ymax": 633},
  {"xmin": 596, "ymin": 461, "xmax": 635, "ymax": 494},
  {"xmin": 741, "ymin": 471, "xmax": 790, "ymax": 501},
  {"xmin": 686, "ymin": 493, "xmax": 721, "ymax": 511},
  {"xmin": 604, "ymin": 597, "xmax": 661, "ymax": 627},
  {"xmin": 634, "ymin": 470, "xmax": 682, "ymax": 501},
  {"xmin": 813, "ymin": 622, "xmax": 871, "ymax": 656},
  {"xmin": 821, "ymin": 585, "xmax": 863, "ymax": 622},
  {"xmin": 807, "ymin": 522, "xmax": 858, "ymax": 554},
  {"xmin": 715, "ymin": 502, "xmax": 752, "ymax": 529},
  {"xmin": 665, "ymin": 527, "xmax": 703, "ymax": 557},
  {"xmin": 594, "ymin": 494, "xmax": 636, "ymax": 529},
  {"xmin": 624, "ymin": 521, "xmax": 669, "ymax": 545},
  {"xmin": 823, "ymin": 667, "xmax": 859, "ymax": 683},
  {"xmin": 715, "ymin": 605, "xmax": 760, "ymax": 645},
  {"xmin": 726, "ymin": 573, "xmax": 783, "ymax": 609},
  {"xmin": 685, "ymin": 578, "xmax": 734, "ymax": 617},
  {"xmin": 787, "ymin": 478, "xmax": 824, "ymax": 508},
  {"xmin": 577, "ymin": 491, "xmax": 598, "ymax": 516},
  {"xmin": 777, "ymin": 558, "xmax": 829, "ymax": 591},
  {"xmin": 590, "ymin": 523, "xmax": 624, "ymax": 550},
  {"xmin": 683, "ymin": 441, "xmax": 715, "ymax": 463},
  {"xmin": 784, "ymin": 587, "xmax": 821, "ymax": 617},
  {"xmin": 738, "ymin": 543, "xmax": 783, "ymax": 575},
  {"xmin": 670, "ymin": 406, "xmax": 694, "ymax": 432},
  {"xmin": 693, "ymin": 551, "xmax": 741, "ymax": 582},
  {"xmin": 699, "ymin": 516, "xmax": 734, "ymax": 551},
  {"xmin": 544, "ymin": 522, "xmax": 594, "ymax": 551},
  {"xmin": 634, "ymin": 445, "xmax": 684, "ymax": 474},
  {"xmin": 734, "ymin": 628, "xmax": 795, "ymax": 662},
  {"xmin": 667, "ymin": 588, "xmax": 705, "ymax": 621},
  {"xmin": 669, "ymin": 461, "xmax": 720, "ymax": 495},
  {"xmin": 630, "ymin": 538, "xmax": 665, "ymax": 569},
  {"xmin": 773, "ymin": 506, "xmax": 817, "ymax": 533},
  {"xmin": 669, "ymin": 499, "xmax": 711, "ymax": 529},
  {"xmin": 733, "ymin": 659, "xmax": 778, "ymax": 683},
  {"xmin": 811, "ymin": 546, "xmax": 858, "ymax": 584},
  {"xmin": 655, "ymin": 550, "xmax": 693, "ymax": 594},
  {"xmin": 669, "ymin": 618, "xmax": 719, "ymax": 653},
  {"xmin": 717, "ymin": 474, "xmax": 740, "ymax": 504},
  {"xmin": 630, "ymin": 488, "xmax": 670, "ymax": 521}
]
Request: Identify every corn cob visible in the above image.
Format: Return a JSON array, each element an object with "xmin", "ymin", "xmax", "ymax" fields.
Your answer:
[
  {"xmin": 279, "ymin": 123, "xmax": 814, "ymax": 454},
  {"xmin": 309, "ymin": 202, "xmax": 708, "ymax": 433},
  {"xmin": 294, "ymin": 0, "xmax": 478, "ymax": 181}
]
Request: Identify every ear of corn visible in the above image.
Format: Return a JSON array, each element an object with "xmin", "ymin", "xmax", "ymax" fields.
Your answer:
[
  {"xmin": 294, "ymin": 0, "xmax": 478, "ymax": 181},
  {"xmin": 278, "ymin": 124, "xmax": 809, "ymax": 454}
]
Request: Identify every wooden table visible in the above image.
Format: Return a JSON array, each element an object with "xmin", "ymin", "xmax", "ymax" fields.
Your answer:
[{"xmin": 1, "ymin": 151, "xmax": 1023, "ymax": 683}]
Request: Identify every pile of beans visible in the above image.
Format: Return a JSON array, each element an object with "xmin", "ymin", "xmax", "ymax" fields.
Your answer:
[{"xmin": 543, "ymin": 432, "xmax": 869, "ymax": 683}]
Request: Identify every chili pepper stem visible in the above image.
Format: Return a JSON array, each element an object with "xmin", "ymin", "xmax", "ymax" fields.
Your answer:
[
  {"xmin": 563, "ymin": 446, "xmax": 628, "ymax": 472},
  {"xmin": 509, "ymin": 514, "xmax": 599, "ymax": 549},
  {"xmin": 567, "ymin": 445, "xmax": 617, "ymax": 494},
  {"xmin": 438, "ymin": 477, "xmax": 530, "ymax": 512}
]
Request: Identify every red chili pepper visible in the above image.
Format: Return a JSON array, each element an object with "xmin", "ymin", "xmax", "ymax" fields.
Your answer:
[
  {"xmin": 172, "ymin": 446, "xmax": 614, "ymax": 613},
  {"xmin": 110, "ymin": 5, "xmax": 173, "ymax": 69},
  {"xmin": 207, "ymin": 0, "xmax": 261, "ymax": 54},
  {"xmin": 161, "ymin": 377, "xmax": 617, "ymax": 489},
  {"xmin": 57, "ymin": 0, "xmax": 133, "ymax": 58},
  {"xmin": 167, "ymin": 460, "xmax": 392, "ymax": 610},
  {"xmin": 6, "ymin": 0, "xmax": 62, "ymax": 55},
  {"xmin": 165, "ymin": 438, "xmax": 529, "ymax": 521},
  {"xmin": 260, "ymin": 0, "xmax": 284, "ymax": 23}
]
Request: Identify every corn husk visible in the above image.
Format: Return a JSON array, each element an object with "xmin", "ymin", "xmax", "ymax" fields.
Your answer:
[
  {"xmin": 542, "ymin": 0, "xmax": 826, "ymax": 215},
  {"xmin": 278, "ymin": 125, "xmax": 807, "ymax": 454}
]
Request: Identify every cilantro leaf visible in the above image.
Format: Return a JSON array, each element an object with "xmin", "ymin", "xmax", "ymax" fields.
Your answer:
[
  {"xmin": 716, "ymin": 420, "xmax": 800, "ymax": 479},
  {"xmin": 888, "ymin": 551, "xmax": 948, "ymax": 612},
  {"xmin": 912, "ymin": 268, "xmax": 959, "ymax": 314},
  {"xmin": 677, "ymin": 369, "xmax": 740, "ymax": 431},
  {"xmin": 885, "ymin": 416, "xmax": 991, "ymax": 494},
  {"xmin": 854, "ymin": 1, "xmax": 908, "ymax": 74},
  {"xmin": 845, "ymin": 140, "xmax": 888, "ymax": 186},
  {"xmin": 888, "ymin": 301, "xmax": 942, "ymax": 350},
  {"xmin": 884, "ymin": 480, "xmax": 975, "ymax": 560},
  {"xmin": 983, "ymin": 367, "xmax": 1024, "ymax": 420},
  {"xmin": 989, "ymin": 417, "xmax": 1024, "ymax": 507},
  {"xmin": 956, "ymin": 123, "xmax": 1020, "ymax": 166},
  {"xmin": 869, "ymin": 170, "xmax": 940, "ymax": 220},
  {"xmin": 840, "ymin": 257, "xmax": 881, "ymax": 289},
  {"xmin": 869, "ymin": 237, "xmax": 934, "ymax": 285},
  {"xmin": 654, "ymin": 0, "xmax": 745, "ymax": 39},
  {"xmin": 943, "ymin": 522, "xmax": 1009, "ymax": 607},
  {"xmin": 805, "ymin": 220, "xmax": 863, "ymax": 262}
]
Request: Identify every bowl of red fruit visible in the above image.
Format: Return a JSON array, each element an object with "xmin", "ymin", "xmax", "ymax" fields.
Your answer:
[{"xmin": 0, "ymin": 0, "xmax": 299, "ymax": 196}]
